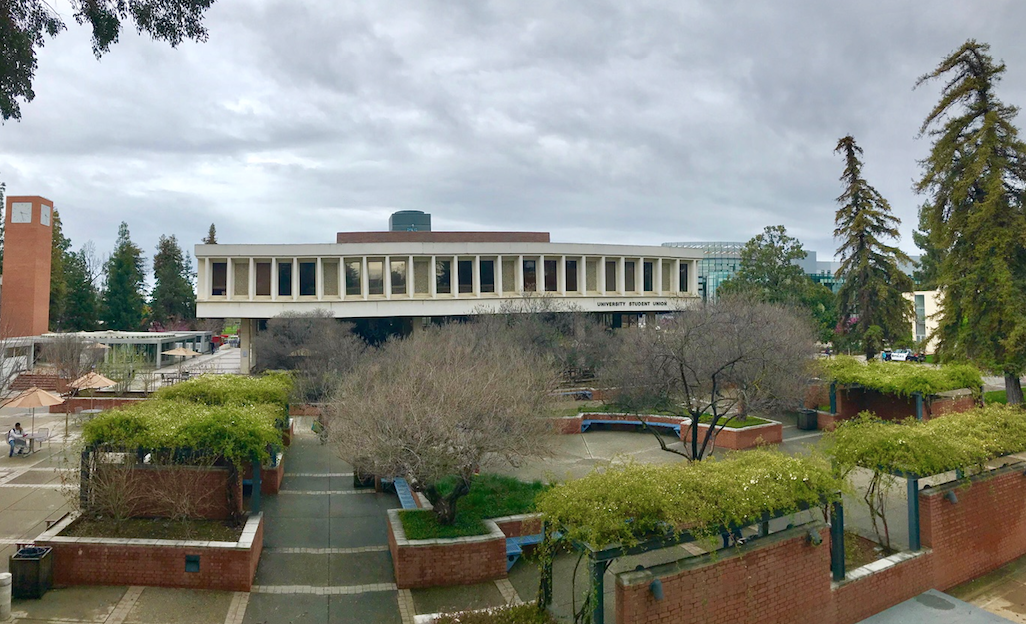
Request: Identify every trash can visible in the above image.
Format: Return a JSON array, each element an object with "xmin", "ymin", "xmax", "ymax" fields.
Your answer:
[
  {"xmin": 796, "ymin": 409, "xmax": 818, "ymax": 431},
  {"xmin": 9, "ymin": 546, "xmax": 53, "ymax": 599}
]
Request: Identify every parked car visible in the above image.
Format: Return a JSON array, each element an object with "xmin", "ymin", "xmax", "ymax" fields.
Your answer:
[{"xmin": 882, "ymin": 348, "xmax": 925, "ymax": 362}]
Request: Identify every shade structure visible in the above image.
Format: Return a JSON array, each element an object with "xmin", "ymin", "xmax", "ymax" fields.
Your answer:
[
  {"xmin": 161, "ymin": 347, "xmax": 202, "ymax": 357},
  {"xmin": 68, "ymin": 372, "xmax": 117, "ymax": 390},
  {"xmin": 3, "ymin": 387, "xmax": 65, "ymax": 434}
]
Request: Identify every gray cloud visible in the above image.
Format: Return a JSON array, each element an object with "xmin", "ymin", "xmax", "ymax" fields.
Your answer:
[{"xmin": 3, "ymin": 0, "xmax": 1026, "ymax": 267}]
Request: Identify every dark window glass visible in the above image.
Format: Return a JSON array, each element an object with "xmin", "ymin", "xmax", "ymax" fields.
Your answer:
[
  {"xmin": 605, "ymin": 261, "xmax": 616, "ymax": 291},
  {"xmin": 278, "ymin": 262, "xmax": 292, "ymax": 297},
  {"xmin": 436, "ymin": 260, "xmax": 451, "ymax": 294},
  {"xmin": 345, "ymin": 261, "xmax": 361, "ymax": 295},
  {"xmin": 368, "ymin": 260, "xmax": 384, "ymax": 295},
  {"xmin": 299, "ymin": 262, "xmax": 316, "ymax": 296},
  {"xmin": 391, "ymin": 260, "xmax": 406, "ymax": 293},
  {"xmin": 566, "ymin": 260, "xmax": 578, "ymax": 292},
  {"xmin": 679, "ymin": 263, "xmax": 689, "ymax": 292},
  {"xmin": 458, "ymin": 260, "xmax": 473, "ymax": 293},
  {"xmin": 643, "ymin": 261, "xmax": 653, "ymax": 292},
  {"xmin": 212, "ymin": 262, "xmax": 227, "ymax": 296},
  {"xmin": 544, "ymin": 260, "xmax": 558, "ymax": 292},
  {"xmin": 480, "ymin": 260, "xmax": 495, "ymax": 293},
  {"xmin": 625, "ymin": 261, "xmax": 636, "ymax": 291},
  {"xmin": 255, "ymin": 262, "xmax": 271, "ymax": 296},
  {"xmin": 523, "ymin": 260, "xmax": 537, "ymax": 291}
]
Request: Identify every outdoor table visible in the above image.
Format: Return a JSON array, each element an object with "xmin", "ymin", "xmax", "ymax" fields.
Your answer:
[{"xmin": 80, "ymin": 409, "xmax": 103, "ymax": 422}]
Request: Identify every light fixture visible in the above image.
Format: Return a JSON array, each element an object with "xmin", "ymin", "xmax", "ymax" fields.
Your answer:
[
  {"xmin": 945, "ymin": 490, "xmax": 958, "ymax": 504},
  {"xmin": 807, "ymin": 528, "xmax": 823, "ymax": 546},
  {"xmin": 649, "ymin": 579, "xmax": 664, "ymax": 601}
]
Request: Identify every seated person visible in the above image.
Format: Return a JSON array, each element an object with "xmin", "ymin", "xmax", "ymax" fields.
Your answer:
[{"xmin": 7, "ymin": 422, "xmax": 27, "ymax": 456}]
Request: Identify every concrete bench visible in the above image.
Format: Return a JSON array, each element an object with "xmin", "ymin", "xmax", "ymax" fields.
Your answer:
[{"xmin": 393, "ymin": 477, "xmax": 419, "ymax": 510}]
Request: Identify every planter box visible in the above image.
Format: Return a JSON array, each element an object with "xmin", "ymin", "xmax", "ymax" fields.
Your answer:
[
  {"xmin": 692, "ymin": 419, "xmax": 783, "ymax": 450},
  {"xmin": 282, "ymin": 418, "xmax": 295, "ymax": 446},
  {"xmin": 33, "ymin": 512, "xmax": 263, "ymax": 592},
  {"xmin": 50, "ymin": 397, "xmax": 144, "ymax": 413},
  {"xmin": 387, "ymin": 509, "xmax": 507, "ymax": 589}
]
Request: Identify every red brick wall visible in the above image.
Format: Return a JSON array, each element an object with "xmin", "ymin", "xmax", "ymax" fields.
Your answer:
[
  {"xmin": 1, "ymin": 196, "xmax": 54, "ymax": 337},
  {"xmin": 616, "ymin": 527, "xmax": 834, "ymax": 624},
  {"xmin": 493, "ymin": 514, "xmax": 542, "ymax": 539},
  {"xmin": 692, "ymin": 421, "xmax": 782, "ymax": 450},
  {"xmin": 243, "ymin": 457, "xmax": 285, "ymax": 495},
  {"xmin": 552, "ymin": 416, "xmax": 583, "ymax": 434},
  {"xmin": 113, "ymin": 465, "xmax": 242, "ymax": 521},
  {"xmin": 805, "ymin": 382, "xmax": 830, "ymax": 409},
  {"xmin": 922, "ymin": 466, "xmax": 1026, "ymax": 591},
  {"xmin": 831, "ymin": 553, "xmax": 934, "ymax": 624},
  {"xmin": 335, "ymin": 231, "xmax": 550, "ymax": 243},
  {"xmin": 388, "ymin": 513, "xmax": 507, "ymax": 589},
  {"xmin": 835, "ymin": 388, "xmax": 975, "ymax": 422},
  {"xmin": 42, "ymin": 516, "xmax": 263, "ymax": 592},
  {"xmin": 928, "ymin": 395, "xmax": 976, "ymax": 419},
  {"xmin": 50, "ymin": 397, "xmax": 143, "ymax": 413}
]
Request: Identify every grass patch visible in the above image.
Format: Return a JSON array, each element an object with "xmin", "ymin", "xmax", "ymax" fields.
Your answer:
[
  {"xmin": 697, "ymin": 414, "xmax": 772, "ymax": 428},
  {"xmin": 817, "ymin": 404, "xmax": 831, "ymax": 413},
  {"xmin": 845, "ymin": 531, "xmax": 887, "ymax": 570},
  {"xmin": 399, "ymin": 474, "xmax": 549, "ymax": 540},
  {"xmin": 62, "ymin": 517, "xmax": 242, "ymax": 541},
  {"xmin": 434, "ymin": 604, "xmax": 557, "ymax": 623},
  {"xmin": 985, "ymin": 390, "xmax": 1008, "ymax": 405}
]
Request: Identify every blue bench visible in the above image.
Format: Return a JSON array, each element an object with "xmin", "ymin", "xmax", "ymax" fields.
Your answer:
[
  {"xmin": 506, "ymin": 533, "xmax": 544, "ymax": 570},
  {"xmin": 393, "ymin": 477, "xmax": 419, "ymax": 510},
  {"xmin": 581, "ymin": 419, "xmax": 681, "ymax": 435}
]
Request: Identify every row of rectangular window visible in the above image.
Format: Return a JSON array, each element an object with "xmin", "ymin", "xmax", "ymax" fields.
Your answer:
[{"xmin": 209, "ymin": 258, "xmax": 689, "ymax": 298}]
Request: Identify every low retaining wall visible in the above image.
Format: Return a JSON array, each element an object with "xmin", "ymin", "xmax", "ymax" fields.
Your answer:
[
  {"xmin": 99, "ymin": 464, "xmax": 243, "ymax": 521},
  {"xmin": 835, "ymin": 387, "xmax": 976, "ymax": 422},
  {"xmin": 388, "ymin": 509, "xmax": 507, "ymax": 589},
  {"xmin": 693, "ymin": 419, "xmax": 783, "ymax": 450},
  {"xmin": 50, "ymin": 397, "xmax": 144, "ymax": 413},
  {"xmin": 35, "ymin": 512, "xmax": 263, "ymax": 592},
  {"xmin": 492, "ymin": 513, "xmax": 542, "ymax": 539}
]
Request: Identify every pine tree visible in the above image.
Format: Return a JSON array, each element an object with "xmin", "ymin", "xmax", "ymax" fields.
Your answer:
[
  {"xmin": 63, "ymin": 249, "xmax": 100, "ymax": 331},
  {"xmin": 915, "ymin": 40, "xmax": 1026, "ymax": 404},
  {"xmin": 101, "ymin": 222, "xmax": 147, "ymax": 331},
  {"xmin": 150, "ymin": 235, "xmax": 196, "ymax": 328},
  {"xmin": 203, "ymin": 223, "xmax": 218, "ymax": 244},
  {"xmin": 48, "ymin": 210, "xmax": 72, "ymax": 329},
  {"xmin": 833, "ymin": 136, "xmax": 914, "ymax": 360}
]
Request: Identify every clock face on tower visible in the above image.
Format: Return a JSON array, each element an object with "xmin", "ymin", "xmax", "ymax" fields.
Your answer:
[
  {"xmin": 11, "ymin": 202, "xmax": 32, "ymax": 223},
  {"xmin": 40, "ymin": 205, "xmax": 50, "ymax": 226}
]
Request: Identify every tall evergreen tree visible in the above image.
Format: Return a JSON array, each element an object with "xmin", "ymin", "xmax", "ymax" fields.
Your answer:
[
  {"xmin": 150, "ymin": 235, "xmax": 196, "ymax": 328},
  {"xmin": 101, "ymin": 222, "xmax": 147, "ymax": 331},
  {"xmin": 915, "ymin": 40, "xmax": 1026, "ymax": 404},
  {"xmin": 63, "ymin": 249, "xmax": 100, "ymax": 331},
  {"xmin": 203, "ymin": 223, "xmax": 218, "ymax": 244},
  {"xmin": 49, "ymin": 210, "xmax": 72, "ymax": 329},
  {"xmin": 833, "ymin": 136, "xmax": 914, "ymax": 360}
]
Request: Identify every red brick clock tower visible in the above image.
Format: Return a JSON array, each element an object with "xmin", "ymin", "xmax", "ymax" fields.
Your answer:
[{"xmin": 1, "ymin": 196, "xmax": 54, "ymax": 337}]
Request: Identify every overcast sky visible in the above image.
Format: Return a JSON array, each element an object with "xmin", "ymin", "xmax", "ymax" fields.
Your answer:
[{"xmin": 3, "ymin": 0, "xmax": 1026, "ymax": 268}]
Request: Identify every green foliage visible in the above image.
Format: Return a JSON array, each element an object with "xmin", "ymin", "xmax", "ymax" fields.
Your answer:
[
  {"xmin": 99, "ymin": 345, "xmax": 151, "ymax": 395},
  {"xmin": 101, "ymin": 222, "xmax": 147, "ymax": 331},
  {"xmin": 827, "ymin": 406, "xmax": 1026, "ymax": 477},
  {"xmin": 82, "ymin": 399, "xmax": 282, "ymax": 466},
  {"xmin": 49, "ymin": 210, "xmax": 72, "ymax": 329},
  {"xmin": 399, "ymin": 474, "xmax": 547, "ymax": 539},
  {"xmin": 61, "ymin": 247, "xmax": 100, "ymax": 331},
  {"xmin": 833, "ymin": 136, "xmax": 915, "ymax": 360},
  {"xmin": 2, "ymin": 0, "xmax": 215, "ymax": 121},
  {"xmin": 820, "ymin": 356, "xmax": 982, "ymax": 397},
  {"xmin": 203, "ymin": 223, "xmax": 217, "ymax": 244},
  {"xmin": 915, "ymin": 40, "xmax": 1026, "ymax": 389},
  {"xmin": 985, "ymin": 390, "xmax": 1008, "ymax": 405},
  {"xmin": 150, "ymin": 235, "xmax": 196, "ymax": 327},
  {"xmin": 153, "ymin": 372, "xmax": 293, "ymax": 420},
  {"xmin": 434, "ymin": 604, "xmax": 556, "ymax": 624},
  {"xmin": 536, "ymin": 449, "xmax": 840, "ymax": 549}
]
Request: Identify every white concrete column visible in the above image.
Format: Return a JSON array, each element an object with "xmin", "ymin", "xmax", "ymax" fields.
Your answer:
[
  {"xmin": 361, "ymin": 257, "xmax": 369, "ymax": 299},
  {"xmin": 618, "ymin": 257, "xmax": 626, "ymax": 294},
  {"xmin": 291, "ymin": 258, "xmax": 299, "ymax": 300},
  {"xmin": 407, "ymin": 255, "xmax": 415, "ymax": 297},
  {"xmin": 577, "ymin": 257, "xmax": 585, "ymax": 295},
  {"xmin": 451, "ymin": 256, "xmax": 458, "ymax": 298},
  {"xmin": 690, "ymin": 260, "xmax": 698, "ymax": 294},
  {"xmin": 248, "ymin": 258, "xmax": 256, "ymax": 301},
  {"xmin": 599, "ymin": 257, "xmax": 606, "ymax": 295},
  {"xmin": 316, "ymin": 257, "xmax": 324, "ymax": 300},
  {"xmin": 239, "ymin": 319, "xmax": 252, "ymax": 374},
  {"xmin": 516, "ymin": 255, "xmax": 524, "ymax": 293},
  {"xmin": 472, "ymin": 256, "xmax": 480, "ymax": 297},
  {"xmin": 271, "ymin": 258, "xmax": 278, "ymax": 301},
  {"xmin": 339, "ymin": 258, "xmax": 345, "ymax": 299},
  {"xmin": 430, "ymin": 256, "xmax": 437, "ymax": 298},
  {"xmin": 538, "ymin": 255, "xmax": 545, "ymax": 293},
  {"xmin": 205, "ymin": 258, "xmax": 213, "ymax": 298},
  {"xmin": 384, "ymin": 255, "xmax": 392, "ymax": 299},
  {"xmin": 558, "ymin": 256, "xmax": 566, "ymax": 294},
  {"xmin": 673, "ymin": 259, "xmax": 681, "ymax": 293},
  {"xmin": 226, "ymin": 259, "xmax": 234, "ymax": 301},
  {"xmin": 496, "ymin": 256, "xmax": 503, "ymax": 294}
]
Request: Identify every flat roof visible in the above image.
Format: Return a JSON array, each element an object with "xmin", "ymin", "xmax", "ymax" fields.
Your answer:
[
  {"xmin": 858, "ymin": 590, "xmax": 1012, "ymax": 624},
  {"xmin": 336, "ymin": 231, "xmax": 550, "ymax": 244}
]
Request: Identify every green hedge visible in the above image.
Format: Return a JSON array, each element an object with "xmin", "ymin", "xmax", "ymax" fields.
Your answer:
[
  {"xmin": 434, "ymin": 604, "xmax": 555, "ymax": 624},
  {"xmin": 536, "ymin": 449, "xmax": 840, "ymax": 549},
  {"xmin": 819, "ymin": 356, "xmax": 982, "ymax": 397},
  {"xmin": 152, "ymin": 372, "xmax": 293, "ymax": 420},
  {"xmin": 827, "ymin": 405, "xmax": 1026, "ymax": 477},
  {"xmin": 83, "ymin": 400, "xmax": 283, "ymax": 466}
]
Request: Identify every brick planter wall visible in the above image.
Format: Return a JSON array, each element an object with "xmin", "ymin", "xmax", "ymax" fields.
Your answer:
[
  {"xmin": 243, "ymin": 454, "xmax": 285, "ymax": 496},
  {"xmin": 50, "ymin": 397, "xmax": 144, "ymax": 413},
  {"xmin": 110, "ymin": 465, "xmax": 243, "ymax": 521},
  {"xmin": 387, "ymin": 509, "xmax": 507, "ymax": 589},
  {"xmin": 832, "ymin": 551, "xmax": 934, "ymax": 624},
  {"xmin": 492, "ymin": 513, "xmax": 543, "ymax": 539},
  {"xmin": 692, "ymin": 419, "xmax": 783, "ymax": 450},
  {"xmin": 35, "ymin": 512, "xmax": 263, "ymax": 592},
  {"xmin": 552, "ymin": 416, "xmax": 583, "ymax": 434},
  {"xmin": 289, "ymin": 404, "xmax": 323, "ymax": 417},
  {"xmin": 835, "ymin": 387, "xmax": 977, "ymax": 422},
  {"xmin": 282, "ymin": 418, "xmax": 295, "ymax": 446}
]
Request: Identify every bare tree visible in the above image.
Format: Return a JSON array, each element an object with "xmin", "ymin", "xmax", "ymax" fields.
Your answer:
[
  {"xmin": 328, "ymin": 323, "xmax": 557, "ymax": 524},
  {"xmin": 603, "ymin": 296, "xmax": 817, "ymax": 461},
  {"xmin": 146, "ymin": 454, "xmax": 219, "ymax": 529},
  {"xmin": 80, "ymin": 451, "xmax": 148, "ymax": 530},
  {"xmin": 0, "ymin": 318, "xmax": 30, "ymax": 397},
  {"xmin": 254, "ymin": 310, "xmax": 368, "ymax": 402},
  {"xmin": 40, "ymin": 334, "xmax": 105, "ymax": 387}
]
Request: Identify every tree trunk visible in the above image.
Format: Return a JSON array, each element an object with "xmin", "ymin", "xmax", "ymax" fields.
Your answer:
[
  {"xmin": 426, "ymin": 476, "xmax": 472, "ymax": 525},
  {"xmin": 1005, "ymin": 373, "xmax": 1024, "ymax": 405}
]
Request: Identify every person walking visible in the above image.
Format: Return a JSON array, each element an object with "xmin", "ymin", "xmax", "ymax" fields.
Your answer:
[{"xmin": 7, "ymin": 423, "xmax": 27, "ymax": 456}]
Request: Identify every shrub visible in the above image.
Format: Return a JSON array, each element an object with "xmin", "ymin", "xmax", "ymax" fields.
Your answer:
[
  {"xmin": 434, "ymin": 604, "xmax": 556, "ymax": 624},
  {"xmin": 153, "ymin": 372, "xmax": 293, "ymax": 418},
  {"xmin": 819, "ymin": 356, "xmax": 982, "ymax": 397}
]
